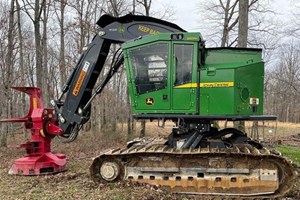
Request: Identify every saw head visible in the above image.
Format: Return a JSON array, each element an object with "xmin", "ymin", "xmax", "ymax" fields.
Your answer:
[{"xmin": 0, "ymin": 87, "xmax": 67, "ymax": 175}]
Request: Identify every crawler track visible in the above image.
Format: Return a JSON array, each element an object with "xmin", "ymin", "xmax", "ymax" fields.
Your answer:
[{"xmin": 90, "ymin": 138, "xmax": 296, "ymax": 198}]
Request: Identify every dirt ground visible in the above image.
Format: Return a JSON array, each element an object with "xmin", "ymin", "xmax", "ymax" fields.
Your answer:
[{"xmin": 0, "ymin": 122, "xmax": 299, "ymax": 200}]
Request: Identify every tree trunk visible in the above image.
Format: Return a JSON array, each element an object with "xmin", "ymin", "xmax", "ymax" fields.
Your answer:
[
  {"xmin": 1, "ymin": 0, "xmax": 15, "ymax": 147},
  {"xmin": 221, "ymin": 0, "xmax": 230, "ymax": 47},
  {"xmin": 132, "ymin": 0, "xmax": 135, "ymax": 14},
  {"xmin": 136, "ymin": 0, "xmax": 152, "ymax": 16},
  {"xmin": 238, "ymin": 0, "xmax": 249, "ymax": 47},
  {"xmin": 234, "ymin": 0, "xmax": 249, "ymax": 133},
  {"xmin": 140, "ymin": 120, "xmax": 146, "ymax": 138},
  {"xmin": 59, "ymin": 0, "xmax": 67, "ymax": 88},
  {"xmin": 42, "ymin": 0, "xmax": 49, "ymax": 103},
  {"xmin": 34, "ymin": 0, "xmax": 43, "ymax": 90},
  {"xmin": 126, "ymin": 88, "xmax": 132, "ymax": 135},
  {"xmin": 16, "ymin": 0, "xmax": 25, "ymax": 114},
  {"xmin": 16, "ymin": 0, "xmax": 27, "ymax": 138}
]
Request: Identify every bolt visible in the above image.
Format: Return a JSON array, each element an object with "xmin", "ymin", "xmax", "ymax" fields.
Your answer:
[
  {"xmin": 58, "ymin": 114, "xmax": 65, "ymax": 123},
  {"xmin": 98, "ymin": 31, "xmax": 105, "ymax": 36}
]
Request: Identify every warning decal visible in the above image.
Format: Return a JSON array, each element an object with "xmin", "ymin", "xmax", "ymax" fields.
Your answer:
[{"xmin": 73, "ymin": 61, "xmax": 90, "ymax": 96}]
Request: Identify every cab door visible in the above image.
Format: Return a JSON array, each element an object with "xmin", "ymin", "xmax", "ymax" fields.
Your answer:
[
  {"xmin": 171, "ymin": 43, "xmax": 197, "ymax": 113},
  {"xmin": 128, "ymin": 42, "xmax": 171, "ymax": 112}
]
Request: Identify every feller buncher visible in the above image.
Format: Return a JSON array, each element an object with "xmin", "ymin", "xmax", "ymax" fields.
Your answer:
[{"xmin": 1, "ymin": 14, "xmax": 296, "ymax": 198}]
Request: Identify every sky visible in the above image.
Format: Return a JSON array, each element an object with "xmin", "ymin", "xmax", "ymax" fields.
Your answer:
[{"xmin": 153, "ymin": 0, "xmax": 295, "ymax": 32}]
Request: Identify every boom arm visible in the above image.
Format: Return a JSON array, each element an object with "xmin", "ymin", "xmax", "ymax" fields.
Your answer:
[{"xmin": 52, "ymin": 14, "xmax": 185, "ymax": 141}]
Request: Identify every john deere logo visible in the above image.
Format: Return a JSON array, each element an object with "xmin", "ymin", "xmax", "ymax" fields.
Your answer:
[
  {"xmin": 118, "ymin": 25, "xmax": 125, "ymax": 33},
  {"xmin": 146, "ymin": 97, "xmax": 154, "ymax": 105}
]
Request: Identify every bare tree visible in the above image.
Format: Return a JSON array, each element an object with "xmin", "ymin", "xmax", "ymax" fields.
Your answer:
[
  {"xmin": 53, "ymin": 0, "xmax": 67, "ymax": 88},
  {"xmin": 197, "ymin": 0, "xmax": 238, "ymax": 47},
  {"xmin": 15, "ymin": 0, "xmax": 29, "ymax": 138},
  {"xmin": 68, "ymin": 0, "xmax": 102, "ymax": 52},
  {"xmin": 266, "ymin": 41, "xmax": 300, "ymax": 122},
  {"xmin": 197, "ymin": 0, "xmax": 277, "ymax": 48},
  {"xmin": 0, "ymin": 0, "xmax": 15, "ymax": 147},
  {"xmin": 221, "ymin": 0, "xmax": 239, "ymax": 47},
  {"xmin": 136, "ymin": 0, "xmax": 151, "ymax": 16},
  {"xmin": 284, "ymin": 0, "xmax": 300, "ymax": 38},
  {"xmin": 20, "ymin": 0, "xmax": 49, "ymax": 103},
  {"xmin": 42, "ymin": 0, "xmax": 50, "ymax": 102}
]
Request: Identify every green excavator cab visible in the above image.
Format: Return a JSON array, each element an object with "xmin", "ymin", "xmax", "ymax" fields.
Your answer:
[{"xmin": 122, "ymin": 32, "xmax": 264, "ymax": 117}]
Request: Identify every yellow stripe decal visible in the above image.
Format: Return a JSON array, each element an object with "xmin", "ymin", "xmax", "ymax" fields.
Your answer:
[{"xmin": 174, "ymin": 82, "xmax": 234, "ymax": 88}]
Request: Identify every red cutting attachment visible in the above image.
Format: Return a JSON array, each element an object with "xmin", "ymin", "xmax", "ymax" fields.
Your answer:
[{"xmin": 0, "ymin": 87, "xmax": 66, "ymax": 175}]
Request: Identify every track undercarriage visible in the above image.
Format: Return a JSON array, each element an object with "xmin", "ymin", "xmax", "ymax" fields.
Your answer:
[{"xmin": 90, "ymin": 121, "xmax": 297, "ymax": 198}]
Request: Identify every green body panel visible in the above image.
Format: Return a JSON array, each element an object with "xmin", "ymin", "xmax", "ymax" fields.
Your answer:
[
  {"xmin": 122, "ymin": 33, "xmax": 264, "ymax": 116},
  {"xmin": 200, "ymin": 48, "xmax": 264, "ymax": 115}
]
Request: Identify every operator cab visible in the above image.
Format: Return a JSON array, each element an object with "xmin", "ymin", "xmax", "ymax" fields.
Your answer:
[
  {"xmin": 122, "ymin": 32, "xmax": 203, "ymax": 114},
  {"xmin": 122, "ymin": 32, "xmax": 265, "ymax": 117}
]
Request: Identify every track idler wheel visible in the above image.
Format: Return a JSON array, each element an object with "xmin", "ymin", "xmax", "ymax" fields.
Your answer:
[
  {"xmin": 100, "ymin": 161, "xmax": 121, "ymax": 181},
  {"xmin": 90, "ymin": 157, "xmax": 124, "ymax": 182}
]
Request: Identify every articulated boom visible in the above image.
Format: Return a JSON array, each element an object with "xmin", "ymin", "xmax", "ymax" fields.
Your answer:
[{"xmin": 51, "ymin": 14, "xmax": 186, "ymax": 142}]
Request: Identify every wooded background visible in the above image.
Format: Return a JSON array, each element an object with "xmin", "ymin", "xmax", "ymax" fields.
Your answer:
[{"xmin": 0, "ymin": 0, "xmax": 299, "ymax": 146}]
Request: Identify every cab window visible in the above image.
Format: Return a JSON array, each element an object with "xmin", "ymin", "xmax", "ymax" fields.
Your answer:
[
  {"xmin": 174, "ymin": 44, "xmax": 193, "ymax": 86},
  {"xmin": 129, "ymin": 43, "xmax": 168, "ymax": 94}
]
